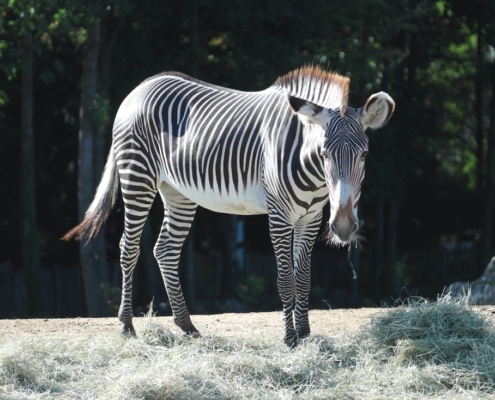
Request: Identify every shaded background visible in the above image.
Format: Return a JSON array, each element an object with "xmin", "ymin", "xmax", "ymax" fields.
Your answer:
[{"xmin": 1, "ymin": 0, "xmax": 495, "ymax": 318}]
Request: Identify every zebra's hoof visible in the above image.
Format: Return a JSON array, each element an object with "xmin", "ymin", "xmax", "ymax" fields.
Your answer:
[
  {"xmin": 184, "ymin": 330, "xmax": 201, "ymax": 339},
  {"xmin": 121, "ymin": 323, "xmax": 136, "ymax": 338},
  {"xmin": 297, "ymin": 329, "xmax": 311, "ymax": 341}
]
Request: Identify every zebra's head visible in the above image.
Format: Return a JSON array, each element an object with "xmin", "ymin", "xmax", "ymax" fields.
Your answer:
[{"xmin": 288, "ymin": 92, "xmax": 395, "ymax": 245}]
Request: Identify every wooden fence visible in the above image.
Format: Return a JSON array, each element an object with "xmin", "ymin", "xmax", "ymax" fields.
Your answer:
[{"xmin": 0, "ymin": 246, "xmax": 487, "ymax": 319}]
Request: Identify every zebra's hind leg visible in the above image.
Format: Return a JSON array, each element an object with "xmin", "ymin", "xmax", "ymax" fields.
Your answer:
[
  {"xmin": 118, "ymin": 185, "xmax": 158, "ymax": 337},
  {"xmin": 154, "ymin": 185, "xmax": 199, "ymax": 337},
  {"xmin": 293, "ymin": 211, "xmax": 323, "ymax": 341}
]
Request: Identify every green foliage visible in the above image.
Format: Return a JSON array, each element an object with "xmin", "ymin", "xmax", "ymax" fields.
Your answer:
[
  {"xmin": 1, "ymin": 0, "xmax": 495, "ymax": 314},
  {"xmin": 0, "ymin": 90, "xmax": 7, "ymax": 117}
]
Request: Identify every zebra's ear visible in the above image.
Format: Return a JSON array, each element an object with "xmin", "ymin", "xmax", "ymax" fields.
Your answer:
[
  {"xmin": 358, "ymin": 92, "xmax": 395, "ymax": 129},
  {"xmin": 287, "ymin": 94, "xmax": 327, "ymax": 126}
]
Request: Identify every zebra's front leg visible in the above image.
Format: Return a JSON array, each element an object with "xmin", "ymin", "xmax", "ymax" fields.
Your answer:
[
  {"xmin": 268, "ymin": 213, "xmax": 297, "ymax": 347},
  {"xmin": 293, "ymin": 211, "xmax": 323, "ymax": 340},
  {"xmin": 154, "ymin": 188, "xmax": 199, "ymax": 337}
]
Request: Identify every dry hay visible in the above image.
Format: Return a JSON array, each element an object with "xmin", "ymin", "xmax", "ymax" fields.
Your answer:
[{"xmin": 1, "ymin": 293, "xmax": 495, "ymax": 399}]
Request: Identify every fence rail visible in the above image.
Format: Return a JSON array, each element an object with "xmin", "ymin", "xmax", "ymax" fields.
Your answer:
[{"xmin": 0, "ymin": 246, "xmax": 487, "ymax": 319}]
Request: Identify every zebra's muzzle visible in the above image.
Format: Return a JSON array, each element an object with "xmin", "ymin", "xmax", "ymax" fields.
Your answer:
[
  {"xmin": 330, "ymin": 220, "xmax": 358, "ymax": 243},
  {"xmin": 328, "ymin": 197, "xmax": 358, "ymax": 243}
]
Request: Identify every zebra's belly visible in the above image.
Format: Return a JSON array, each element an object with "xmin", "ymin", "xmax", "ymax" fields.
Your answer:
[
  {"xmin": 199, "ymin": 197, "xmax": 268, "ymax": 215},
  {"xmin": 172, "ymin": 184, "xmax": 268, "ymax": 215}
]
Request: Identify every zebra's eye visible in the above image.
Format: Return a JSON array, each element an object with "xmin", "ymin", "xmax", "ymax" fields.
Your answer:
[
  {"xmin": 320, "ymin": 151, "xmax": 329, "ymax": 160},
  {"xmin": 360, "ymin": 151, "xmax": 368, "ymax": 162}
]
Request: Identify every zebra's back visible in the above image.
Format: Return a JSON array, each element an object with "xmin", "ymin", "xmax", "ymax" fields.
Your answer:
[{"xmin": 113, "ymin": 73, "xmax": 291, "ymax": 215}]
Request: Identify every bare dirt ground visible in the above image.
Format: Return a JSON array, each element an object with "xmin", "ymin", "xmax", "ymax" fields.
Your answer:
[{"xmin": 2, "ymin": 306, "xmax": 495, "ymax": 343}]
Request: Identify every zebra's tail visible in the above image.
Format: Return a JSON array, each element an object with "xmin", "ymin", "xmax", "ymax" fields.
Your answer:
[{"xmin": 61, "ymin": 148, "xmax": 118, "ymax": 242}]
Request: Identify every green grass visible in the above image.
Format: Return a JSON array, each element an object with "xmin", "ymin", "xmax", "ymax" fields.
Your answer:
[{"xmin": 1, "ymin": 294, "xmax": 495, "ymax": 399}]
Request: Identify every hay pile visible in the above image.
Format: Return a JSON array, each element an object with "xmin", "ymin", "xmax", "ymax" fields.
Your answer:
[
  {"xmin": 368, "ymin": 294, "xmax": 495, "ymax": 392},
  {"xmin": 1, "ymin": 293, "xmax": 495, "ymax": 399},
  {"xmin": 370, "ymin": 295, "xmax": 495, "ymax": 365}
]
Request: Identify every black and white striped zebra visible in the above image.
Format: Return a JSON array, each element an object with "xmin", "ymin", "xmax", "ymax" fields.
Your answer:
[{"xmin": 63, "ymin": 66, "xmax": 395, "ymax": 347}]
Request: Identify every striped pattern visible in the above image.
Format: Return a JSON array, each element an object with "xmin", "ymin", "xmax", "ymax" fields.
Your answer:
[{"xmin": 64, "ymin": 66, "xmax": 394, "ymax": 347}]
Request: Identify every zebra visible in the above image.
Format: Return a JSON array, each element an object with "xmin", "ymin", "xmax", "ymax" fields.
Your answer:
[{"xmin": 63, "ymin": 66, "xmax": 395, "ymax": 347}]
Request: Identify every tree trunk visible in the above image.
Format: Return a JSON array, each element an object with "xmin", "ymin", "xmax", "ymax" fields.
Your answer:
[
  {"xmin": 387, "ymin": 194, "xmax": 401, "ymax": 295},
  {"xmin": 220, "ymin": 214, "xmax": 238, "ymax": 300},
  {"xmin": 91, "ymin": 15, "xmax": 118, "ymax": 285},
  {"xmin": 480, "ymin": 60, "xmax": 495, "ymax": 269},
  {"xmin": 475, "ymin": 25, "xmax": 484, "ymax": 198},
  {"xmin": 20, "ymin": 30, "xmax": 45, "ymax": 317},
  {"xmin": 190, "ymin": 0, "xmax": 199, "ymax": 78},
  {"xmin": 235, "ymin": 217, "xmax": 245, "ymax": 275},
  {"xmin": 79, "ymin": 21, "xmax": 103, "ymax": 317},
  {"xmin": 372, "ymin": 188, "xmax": 385, "ymax": 300}
]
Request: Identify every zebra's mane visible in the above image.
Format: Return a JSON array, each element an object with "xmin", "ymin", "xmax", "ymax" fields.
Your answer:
[{"xmin": 273, "ymin": 66, "xmax": 349, "ymax": 115}]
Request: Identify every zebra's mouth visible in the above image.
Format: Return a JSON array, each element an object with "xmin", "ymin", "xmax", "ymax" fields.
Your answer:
[{"xmin": 322, "ymin": 221, "xmax": 364, "ymax": 248}]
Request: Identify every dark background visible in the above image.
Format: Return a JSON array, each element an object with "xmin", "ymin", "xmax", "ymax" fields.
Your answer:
[{"xmin": 1, "ymin": 0, "xmax": 494, "ymax": 318}]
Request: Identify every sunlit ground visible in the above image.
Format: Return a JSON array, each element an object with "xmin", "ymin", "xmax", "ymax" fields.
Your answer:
[{"xmin": 1, "ymin": 294, "xmax": 494, "ymax": 399}]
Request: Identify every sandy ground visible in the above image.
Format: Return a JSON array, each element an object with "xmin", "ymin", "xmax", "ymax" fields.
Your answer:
[{"xmin": 2, "ymin": 306, "xmax": 495, "ymax": 343}]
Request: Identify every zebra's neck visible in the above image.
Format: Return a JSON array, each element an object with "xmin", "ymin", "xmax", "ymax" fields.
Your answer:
[{"xmin": 296, "ymin": 122, "xmax": 327, "ymax": 190}]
